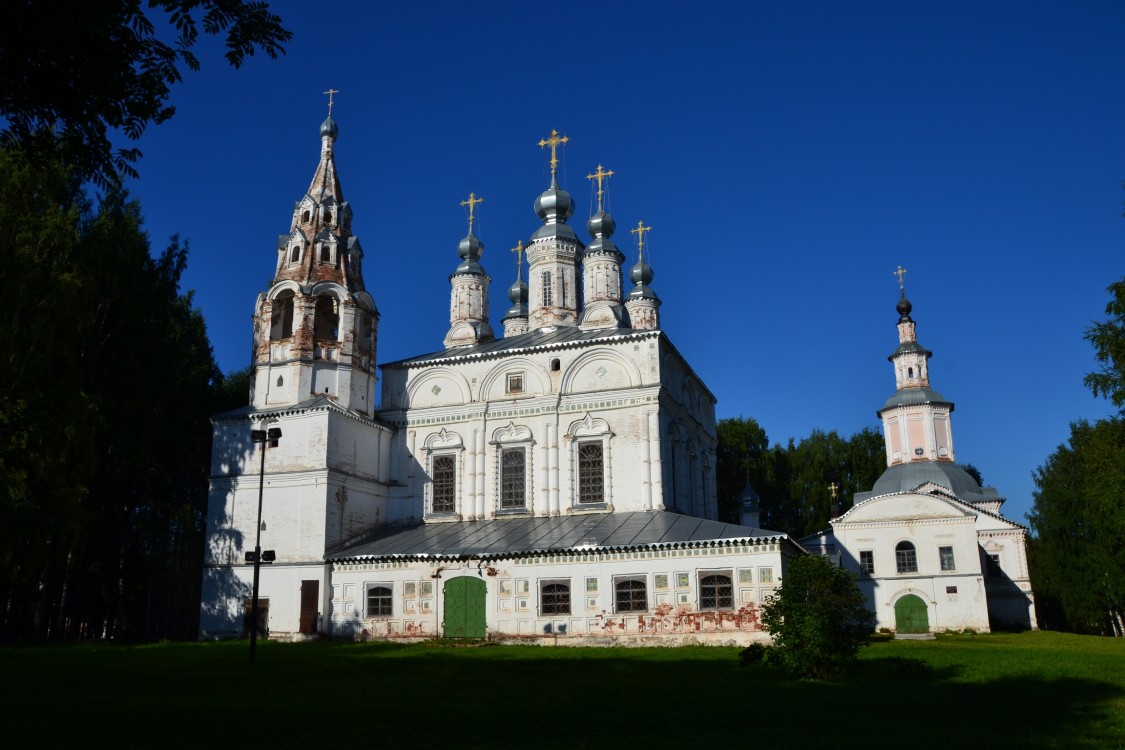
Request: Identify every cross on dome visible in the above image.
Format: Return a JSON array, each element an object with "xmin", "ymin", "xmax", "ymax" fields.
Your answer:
[
  {"xmin": 631, "ymin": 220, "xmax": 653, "ymax": 262},
  {"xmin": 538, "ymin": 129, "xmax": 569, "ymax": 178},
  {"xmin": 586, "ymin": 164, "xmax": 615, "ymax": 210},
  {"xmin": 460, "ymin": 192, "xmax": 484, "ymax": 232}
]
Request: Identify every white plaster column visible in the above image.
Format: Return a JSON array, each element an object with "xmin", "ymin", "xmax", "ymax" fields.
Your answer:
[
  {"xmin": 476, "ymin": 429, "xmax": 487, "ymax": 519},
  {"xmin": 641, "ymin": 411, "xmax": 653, "ymax": 511},
  {"xmin": 540, "ymin": 440, "xmax": 551, "ymax": 515},
  {"xmin": 547, "ymin": 422, "xmax": 560, "ymax": 515},
  {"xmin": 648, "ymin": 411, "xmax": 664, "ymax": 510}
]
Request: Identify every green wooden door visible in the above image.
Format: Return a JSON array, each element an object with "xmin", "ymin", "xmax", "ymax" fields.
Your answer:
[
  {"xmin": 895, "ymin": 594, "xmax": 929, "ymax": 634},
  {"xmin": 443, "ymin": 576, "xmax": 486, "ymax": 638}
]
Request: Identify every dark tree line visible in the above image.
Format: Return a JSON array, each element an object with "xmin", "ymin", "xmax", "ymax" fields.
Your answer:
[
  {"xmin": 0, "ymin": 1, "xmax": 288, "ymax": 642},
  {"xmin": 1029, "ymin": 277, "xmax": 1125, "ymax": 636},
  {"xmin": 716, "ymin": 417, "xmax": 887, "ymax": 538}
]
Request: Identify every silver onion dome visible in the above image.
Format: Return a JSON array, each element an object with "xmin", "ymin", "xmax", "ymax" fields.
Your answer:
[
  {"xmin": 504, "ymin": 277, "xmax": 529, "ymax": 319},
  {"xmin": 628, "ymin": 259, "xmax": 657, "ymax": 299},
  {"xmin": 458, "ymin": 230, "xmax": 483, "ymax": 261},
  {"xmin": 534, "ymin": 175, "xmax": 575, "ymax": 224},
  {"xmin": 320, "ymin": 115, "xmax": 338, "ymax": 140},
  {"xmin": 585, "ymin": 209, "xmax": 622, "ymax": 258}
]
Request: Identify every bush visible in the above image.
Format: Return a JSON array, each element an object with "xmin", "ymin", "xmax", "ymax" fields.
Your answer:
[{"xmin": 760, "ymin": 554, "xmax": 875, "ymax": 679}]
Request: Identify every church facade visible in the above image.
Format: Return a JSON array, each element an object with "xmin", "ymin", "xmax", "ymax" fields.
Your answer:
[
  {"xmin": 801, "ymin": 290, "xmax": 1037, "ymax": 633},
  {"xmin": 199, "ymin": 114, "xmax": 799, "ymax": 645}
]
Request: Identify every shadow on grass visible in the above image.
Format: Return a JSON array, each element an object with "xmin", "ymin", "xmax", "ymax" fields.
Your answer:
[{"xmin": 2, "ymin": 641, "xmax": 1122, "ymax": 749}]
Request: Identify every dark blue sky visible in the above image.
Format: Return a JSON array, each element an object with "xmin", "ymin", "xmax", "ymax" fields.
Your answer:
[{"xmin": 129, "ymin": 1, "xmax": 1124, "ymax": 524}]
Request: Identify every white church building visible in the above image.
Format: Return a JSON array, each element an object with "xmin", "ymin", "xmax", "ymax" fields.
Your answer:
[
  {"xmin": 199, "ymin": 113, "xmax": 801, "ymax": 645},
  {"xmin": 801, "ymin": 290, "xmax": 1037, "ymax": 633}
]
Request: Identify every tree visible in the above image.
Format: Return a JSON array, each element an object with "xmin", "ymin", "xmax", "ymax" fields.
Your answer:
[
  {"xmin": 1028, "ymin": 418, "xmax": 1125, "ymax": 636},
  {"xmin": 715, "ymin": 419, "xmax": 886, "ymax": 537},
  {"xmin": 0, "ymin": 150, "xmax": 223, "ymax": 641},
  {"xmin": 1084, "ymin": 277, "xmax": 1125, "ymax": 412},
  {"xmin": 0, "ymin": 1, "xmax": 291, "ymax": 187},
  {"xmin": 760, "ymin": 554, "xmax": 875, "ymax": 679}
]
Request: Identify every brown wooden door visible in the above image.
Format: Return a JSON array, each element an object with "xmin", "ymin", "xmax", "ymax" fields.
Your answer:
[{"xmin": 299, "ymin": 580, "xmax": 319, "ymax": 634}]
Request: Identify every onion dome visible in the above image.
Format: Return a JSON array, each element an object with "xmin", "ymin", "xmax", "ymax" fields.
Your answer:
[
  {"xmin": 897, "ymin": 291, "xmax": 913, "ymax": 321},
  {"xmin": 628, "ymin": 258, "xmax": 657, "ymax": 300},
  {"xmin": 320, "ymin": 115, "xmax": 338, "ymax": 140},
  {"xmin": 585, "ymin": 210, "xmax": 622, "ymax": 258},
  {"xmin": 504, "ymin": 276, "xmax": 529, "ymax": 319},
  {"xmin": 454, "ymin": 234, "xmax": 484, "ymax": 275},
  {"xmin": 532, "ymin": 175, "xmax": 578, "ymax": 241}
]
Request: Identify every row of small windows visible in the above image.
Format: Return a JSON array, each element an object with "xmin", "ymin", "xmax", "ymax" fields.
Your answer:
[
  {"xmin": 430, "ymin": 442, "xmax": 604, "ymax": 515},
  {"xmin": 267, "ymin": 293, "xmax": 373, "ymax": 345},
  {"xmin": 288, "ymin": 243, "xmax": 340, "ymax": 265},
  {"xmin": 860, "ymin": 544, "xmax": 1001, "ymax": 577},
  {"xmin": 363, "ymin": 573, "xmax": 742, "ymax": 618},
  {"xmin": 300, "ymin": 208, "xmax": 333, "ymax": 225}
]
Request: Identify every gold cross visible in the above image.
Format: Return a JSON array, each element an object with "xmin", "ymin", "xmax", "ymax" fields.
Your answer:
[
  {"xmin": 894, "ymin": 264, "xmax": 907, "ymax": 290},
  {"xmin": 828, "ymin": 482, "xmax": 839, "ymax": 500},
  {"xmin": 586, "ymin": 164, "xmax": 615, "ymax": 208},
  {"xmin": 323, "ymin": 88, "xmax": 339, "ymax": 116},
  {"xmin": 511, "ymin": 240, "xmax": 524, "ymax": 277},
  {"xmin": 460, "ymin": 192, "xmax": 484, "ymax": 232},
  {"xmin": 538, "ymin": 129, "xmax": 569, "ymax": 177},
  {"xmin": 631, "ymin": 220, "xmax": 652, "ymax": 261}
]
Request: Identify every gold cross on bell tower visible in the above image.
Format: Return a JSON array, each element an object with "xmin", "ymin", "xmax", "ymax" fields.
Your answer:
[
  {"xmin": 538, "ymin": 129, "xmax": 569, "ymax": 178},
  {"xmin": 511, "ymin": 240, "xmax": 525, "ymax": 279},
  {"xmin": 631, "ymin": 220, "xmax": 653, "ymax": 262},
  {"xmin": 323, "ymin": 88, "xmax": 339, "ymax": 116},
  {"xmin": 894, "ymin": 265, "xmax": 908, "ymax": 291},
  {"xmin": 586, "ymin": 164, "xmax": 615, "ymax": 209},
  {"xmin": 460, "ymin": 192, "xmax": 484, "ymax": 232}
]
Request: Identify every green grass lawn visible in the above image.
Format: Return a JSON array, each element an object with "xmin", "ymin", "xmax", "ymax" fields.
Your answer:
[{"xmin": 2, "ymin": 632, "xmax": 1122, "ymax": 749}]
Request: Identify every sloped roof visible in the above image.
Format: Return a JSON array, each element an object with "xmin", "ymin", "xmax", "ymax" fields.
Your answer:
[
  {"xmin": 380, "ymin": 326, "xmax": 655, "ymax": 368},
  {"xmin": 328, "ymin": 511, "xmax": 789, "ymax": 562},
  {"xmin": 856, "ymin": 461, "xmax": 998, "ymax": 504}
]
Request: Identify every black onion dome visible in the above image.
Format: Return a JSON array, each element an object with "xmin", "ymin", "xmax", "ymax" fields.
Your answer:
[
  {"xmin": 630, "ymin": 259, "xmax": 654, "ymax": 286},
  {"xmin": 897, "ymin": 293, "xmax": 913, "ymax": 320}
]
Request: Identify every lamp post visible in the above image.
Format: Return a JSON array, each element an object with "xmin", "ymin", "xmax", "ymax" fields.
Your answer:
[{"xmin": 248, "ymin": 426, "xmax": 281, "ymax": 663}]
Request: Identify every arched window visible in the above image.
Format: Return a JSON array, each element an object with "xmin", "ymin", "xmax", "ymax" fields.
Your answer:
[
  {"xmin": 320, "ymin": 243, "xmax": 331, "ymax": 263},
  {"xmin": 270, "ymin": 291, "xmax": 295, "ymax": 339},
  {"xmin": 314, "ymin": 295, "xmax": 339, "ymax": 340},
  {"xmin": 615, "ymin": 578, "xmax": 647, "ymax": 613},
  {"xmin": 301, "ymin": 210, "xmax": 310, "ymax": 224},
  {"xmin": 699, "ymin": 574, "xmax": 734, "ymax": 609},
  {"xmin": 542, "ymin": 271, "xmax": 553, "ymax": 306},
  {"xmin": 551, "ymin": 358, "xmax": 561, "ymax": 372},
  {"xmin": 324, "ymin": 208, "xmax": 333, "ymax": 224},
  {"xmin": 540, "ymin": 582, "xmax": 570, "ymax": 615},
  {"xmin": 290, "ymin": 245, "xmax": 300, "ymax": 263},
  {"xmin": 895, "ymin": 541, "xmax": 918, "ymax": 574}
]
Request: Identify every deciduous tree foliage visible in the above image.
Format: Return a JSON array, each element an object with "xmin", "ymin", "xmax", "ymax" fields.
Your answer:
[
  {"xmin": 0, "ymin": 0, "xmax": 291, "ymax": 187},
  {"xmin": 760, "ymin": 554, "xmax": 875, "ymax": 679},
  {"xmin": 1029, "ymin": 419, "xmax": 1125, "ymax": 636},
  {"xmin": 1084, "ymin": 277, "xmax": 1125, "ymax": 412},
  {"xmin": 0, "ymin": 151, "xmax": 241, "ymax": 641},
  {"xmin": 716, "ymin": 417, "xmax": 885, "ymax": 537}
]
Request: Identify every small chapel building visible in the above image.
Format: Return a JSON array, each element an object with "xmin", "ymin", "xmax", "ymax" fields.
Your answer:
[
  {"xmin": 801, "ymin": 289, "xmax": 1037, "ymax": 633},
  {"xmin": 199, "ymin": 112, "xmax": 800, "ymax": 645}
]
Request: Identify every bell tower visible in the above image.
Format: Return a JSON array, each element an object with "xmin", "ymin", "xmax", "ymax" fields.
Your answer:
[
  {"xmin": 250, "ymin": 98, "xmax": 380, "ymax": 415},
  {"xmin": 877, "ymin": 267, "xmax": 956, "ymax": 466}
]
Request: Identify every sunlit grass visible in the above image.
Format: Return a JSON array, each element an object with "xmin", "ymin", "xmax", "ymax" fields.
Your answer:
[{"xmin": 2, "ymin": 632, "xmax": 1122, "ymax": 748}]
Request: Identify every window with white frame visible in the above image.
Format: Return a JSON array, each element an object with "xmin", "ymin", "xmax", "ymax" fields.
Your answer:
[
  {"xmin": 540, "ymin": 580, "xmax": 571, "ymax": 615},
  {"xmin": 506, "ymin": 372, "xmax": 524, "ymax": 395},
  {"xmin": 859, "ymin": 550, "xmax": 875, "ymax": 575},
  {"xmin": 500, "ymin": 448, "xmax": 527, "ymax": 510},
  {"xmin": 896, "ymin": 541, "xmax": 918, "ymax": 574},
  {"xmin": 577, "ymin": 442, "xmax": 604, "ymax": 504},
  {"xmin": 939, "ymin": 546, "xmax": 956, "ymax": 571},
  {"xmin": 699, "ymin": 572, "xmax": 733, "ymax": 610},
  {"xmin": 366, "ymin": 584, "xmax": 392, "ymax": 617},
  {"xmin": 614, "ymin": 577, "xmax": 647, "ymax": 613},
  {"xmin": 431, "ymin": 454, "xmax": 457, "ymax": 514},
  {"xmin": 542, "ymin": 271, "xmax": 553, "ymax": 306}
]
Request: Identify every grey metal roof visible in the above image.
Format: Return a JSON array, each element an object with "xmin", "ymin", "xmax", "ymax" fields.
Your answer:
[
  {"xmin": 855, "ymin": 461, "xmax": 999, "ymax": 505},
  {"xmin": 328, "ymin": 511, "xmax": 787, "ymax": 562},
  {"xmin": 878, "ymin": 386, "xmax": 951, "ymax": 413},
  {"xmin": 380, "ymin": 326, "xmax": 657, "ymax": 368}
]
